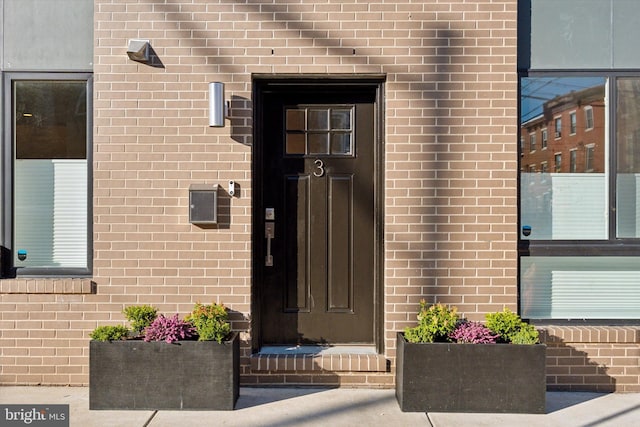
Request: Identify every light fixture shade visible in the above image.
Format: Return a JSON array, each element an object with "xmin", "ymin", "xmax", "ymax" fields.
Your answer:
[
  {"xmin": 209, "ymin": 82, "xmax": 225, "ymax": 127},
  {"xmin": 127, "ymin": 39, "xmax": 150, "ymax": 62}
]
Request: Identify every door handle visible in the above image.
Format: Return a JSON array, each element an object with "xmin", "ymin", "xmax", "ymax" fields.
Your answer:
[{"xmin": 265, "ymin": 222, "xmax": 275, "ymax": 266}]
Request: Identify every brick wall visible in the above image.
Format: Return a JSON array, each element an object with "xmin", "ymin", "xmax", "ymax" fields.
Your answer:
[
  {"xmin": 2, "ymin": 0, "xmax": 523, "ymax": 386},
  {"xmin": 542, "ymin": 327, "xmax": 640, "ymax": 392}
]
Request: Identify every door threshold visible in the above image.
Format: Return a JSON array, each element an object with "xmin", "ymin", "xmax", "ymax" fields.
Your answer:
[
  {"xmin": 251, "ymin": 345, "xmax": 387, "ymax": 373},
  {"xmin": 258, "ymin": 345, "xmax": 377, "ymax": 356}
]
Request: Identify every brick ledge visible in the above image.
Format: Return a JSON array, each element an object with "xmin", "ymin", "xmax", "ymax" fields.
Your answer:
[
  {"xmin": 539, "ymin": 325, "xmax": 640, "ymax": 344},
  {"xmin": 0, "ymin": 278, "xmax": 95, "ymax": 294}
]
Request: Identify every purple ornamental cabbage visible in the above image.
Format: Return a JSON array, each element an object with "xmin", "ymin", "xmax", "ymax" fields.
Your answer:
[
  {"xmin": 143, "ymin": 313, "xmax": 195, "ymax": 344},
  {"xmin": 449, "ymin": 321, "xmax": 499, "ymax": 344}
]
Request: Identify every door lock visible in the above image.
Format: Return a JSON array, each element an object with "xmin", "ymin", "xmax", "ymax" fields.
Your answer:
[{"xmin": 265, "ymin": 222, "xmax": 275, "ymax": 266}]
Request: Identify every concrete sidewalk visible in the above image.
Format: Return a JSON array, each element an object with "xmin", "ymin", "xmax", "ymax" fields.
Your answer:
[{"xmin": 1, "ymin": 386, "xmax": 640, "ymax": 427}]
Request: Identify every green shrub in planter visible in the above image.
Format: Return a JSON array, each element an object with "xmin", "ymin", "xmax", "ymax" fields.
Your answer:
[
  {"xmin": 485, "ymin": 308, "xmax": 540, "ymax": 344},
  {"xmin": 89, "ymin": 325, "xmax": 129, "ymax": 342},
  {"xmin": 403, "ymin": 300, "xmax": 458, "ymax": 343},
  {"xmin": 185, "ymin": 302, "xmax": 231, "ymax": 343},
  {"xmin": 122, "ymin": 305, "xmax": 158, "ymax": 336}
]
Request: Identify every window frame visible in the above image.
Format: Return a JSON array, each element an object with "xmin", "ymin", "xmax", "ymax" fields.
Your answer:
[
  {"xmin": 529, "ymin": 132, "xmax": 536, "ymax": 152},
  {"xmin": 585, "ymin": 143, "xmax": 595, "ymax": 172},
  {"xmin": 585, "ymin": 106, "xmax": 594, "ymax": 131},
  {"xmin": 518, "ymin": 71, "xmax": 640, "ymax": 322},
  {"xmin": 284, "ymin": 104, "xmax": 355, "ymax": 158},
  {"xmin": 554, "ymin": 152, "xmax": 562, "ymax": 172},
  {"xmin": 569, "ymin": 148, "xmax": 577, "ymax": 172},
  {"xmin": 2, "ymin": 72, "xmax": 93, "ymax": 278},
  {"xmin": 519, "ymin": 71, "xmax": 640, "ymax": 258}
]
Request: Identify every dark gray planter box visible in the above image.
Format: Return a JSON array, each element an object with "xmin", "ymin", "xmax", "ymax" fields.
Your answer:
[
  {"xmin": 396, "ymin": 332, "xmax": 546, "ymax": 413},
  {"xmin": 90, "ymin": 332, "xmax": 239, "ymax": 410}
]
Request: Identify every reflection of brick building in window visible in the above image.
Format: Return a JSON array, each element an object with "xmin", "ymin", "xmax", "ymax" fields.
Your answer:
[
  {"xmin": 617, "ymin": 79, "xmax": 640, "ymax": 173},
  {"xmin": 521, "ymin": 85, "xmax": 605, "ymax": 173}
]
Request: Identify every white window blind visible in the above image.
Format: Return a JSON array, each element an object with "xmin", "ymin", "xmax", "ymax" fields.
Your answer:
[
  {"xmin": 521, "ymin": 257, "xmax": 640, "ymax": 319},
  {"xmin": 520, "ymin": 173, "xmax": 607, "ymax": 239},
  {"xmin": 14, "ymin": 159, "xmax": 87, "ymax": 268}
]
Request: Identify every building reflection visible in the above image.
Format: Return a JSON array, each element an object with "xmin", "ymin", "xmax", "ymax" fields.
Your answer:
[{"xmin": 521, "ymin": 84, "xmax": 605, "ymax": 174}]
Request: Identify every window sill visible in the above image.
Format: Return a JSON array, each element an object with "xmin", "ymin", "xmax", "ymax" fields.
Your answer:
[
  {"xmin": 0, "ymin": 278, "xmax": 95, "ymax": 294},
  {"xmin": 539, "ymin": 325, "xmax": 640, "ymax": 344}
]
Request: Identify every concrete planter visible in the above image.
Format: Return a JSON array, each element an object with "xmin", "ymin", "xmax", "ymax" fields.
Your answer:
[
  {"xmin": 395, "ymin": 332, "xmax": 546, "ymax": 413},
  {"xmin": 90, "ymin": 332, "xmax": 239, "ymax": 410}
]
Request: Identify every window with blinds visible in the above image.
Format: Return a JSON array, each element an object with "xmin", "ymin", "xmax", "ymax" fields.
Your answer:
[
  {"xmin": 9, "ymin": 77, "xmax": 90, "ymax": 274},
  {"xmin": 519, "ymin": 75, "xmax": 640, "ymax": 320}
]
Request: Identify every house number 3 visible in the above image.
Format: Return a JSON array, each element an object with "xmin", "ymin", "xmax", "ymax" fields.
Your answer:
[{"xmin": 313, "ymin": 159, "xmax": 325, "ymax": 177}]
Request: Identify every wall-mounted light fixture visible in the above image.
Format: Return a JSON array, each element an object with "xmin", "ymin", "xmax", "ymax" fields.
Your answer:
[
  {"xmin": 127, "ymin": 39, "xmax": 150, "ymax": 63},
  {"xmin": 209, "ymin": 82, "xmax": 229, "ymax": 127}
]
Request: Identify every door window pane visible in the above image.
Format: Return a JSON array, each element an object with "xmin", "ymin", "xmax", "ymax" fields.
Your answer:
[
  {"xmin": 286, "ymin": 133, "xmax": 305, "ymax": 154},
  {"xmin": 308, "ymin": 109, "xmax": 329, "ymax": 130},
  {"xmin": 331, "ymin": 134, "xmax": 351, "ymax": 155},
  {"xmin": 308, "ymin": 133, "xmax": 329, "ymax": 154},
  {"xmin": 286, "ymin": 109, "xmax": 305, "ymax": 131},
  {"xmin": 616, "ymin": 78, "xmax": 640, "ymax": 237},
  {"xmin": 520, "ymin": 77, "xmax": 608, "ymax": 240},
  {"xmin": 330, "ymin": 109, "xmax": 351, "ymax": 130}
]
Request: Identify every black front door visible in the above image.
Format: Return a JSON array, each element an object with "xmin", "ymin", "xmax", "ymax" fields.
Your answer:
[{"xmin": 255, "ymin": 81, "xmax": 380, "ymax": 345}]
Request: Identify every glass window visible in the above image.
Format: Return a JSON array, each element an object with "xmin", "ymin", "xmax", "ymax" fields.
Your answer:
[
  {"xmin": 585, "ymin": 106, "xmax": 594, "ymax": 130},
  {"xmin": 308, "ymin": 133, "xmax": 329, "ymax": 154},
  {"xmin": 585, "ymin": 144, "xmax": 595, "ymax": 172},
  {"xmin": 570, "ymin": 111, "xmax": 577, "ymax": 134},
  {"xmin": 286, "ymin": 109, "xmax": 305, "ymax": 131},
  {"xmin": 529, "ymin": 133, "xmax": 536, "ymax": 152},
  {"xmin": 616, "ymin": 78, "xmax": 640, "ymax": 238},
  {"xmin": 570, "ymin": 149, "xmax": 577, "ymax": 173},
  {"xmin": 554, "ymin": 117, "xmax": 562, "ymax": 138},
  {"xmin": 518, "ymin": 75, "xmax": 640, "ymax": 320},
  {"xmin": 285, "ymin": 106, "xmax": 354, "ymax": 156},
  {"xmin": 541, "ymin": 129, "xmax": 548, "ymax": 149},
  {"xmin": 7, "ymin": 75, "xmax": 92, "ymax": 275},
  {"xmin": 308, "ymin": 109, "xmax": 329, "ymax": 130},
  {"xmin": 520, "ymin": 77, "xmax": 607, "ymax": 241},
  {"xmin": 331, "ymin": 109, "xmax": 351, "ymax": 130},
  {"xmin": 331, "ymin": 134, "xmax": 351, "ymax": 155},
  {"xmin": 521, "ymin": 257, "xmax": 640, "ymax": 319},
  {"xmin": 286, "ymin": 133, "xmax": 305, "ymax": 154}
]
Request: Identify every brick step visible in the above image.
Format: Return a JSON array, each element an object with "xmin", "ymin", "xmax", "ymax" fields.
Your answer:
[{"xmin": 250, "ymin": 347, "xmax": 388, "ymax": 373}]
